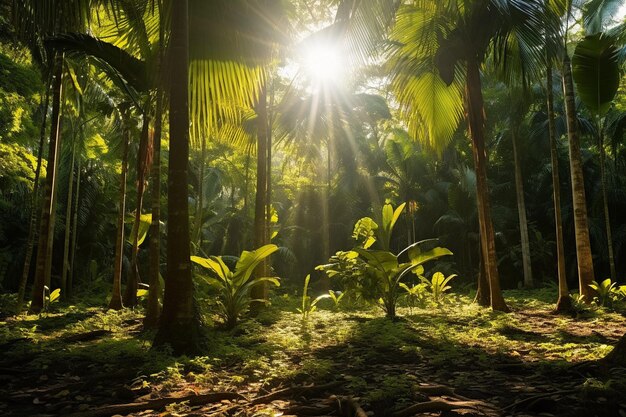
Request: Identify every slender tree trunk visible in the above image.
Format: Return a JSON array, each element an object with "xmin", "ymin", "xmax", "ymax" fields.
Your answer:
[
  {"xmin": 30, "ymin": 53, "xmax": 64, "ymax": 314},
  {"xmin": 547, "ymin": 65, "xmax": 571, "ymax": 312},
  {"xmin": 16, "ymin": 77, "xmax": 50, "ymax": 313},
  {"xmin": 68, "ymin": 155, "xmax": 81, "ymax": 298},
  {"xmin": 511, "ymin": 129, "xmax": 533, "ymax": 288},
  {"xmin": 251, "ymin": 85, "xmax": 269, "ymax": 305},
  {"xmin": 109, "ymin": 128, "xmax": 130, "ymax": 311},
  {"xmin": 145, "ymin": 90, "xmax": 163, "ymax": 328},
  {"xmin": 242, "ymin": 149, "xmax": 251, "ymax": 248},
  {"xmin": 465, "ymin": 58, "xmax": 509, "ymax": 312},
  {"xmin": 474, "ymin": 238, "xmax": 490, "ymax": 307},
  {"xmin": 124, "ymin": 116, "xmax": 151, "ymax": 308},
  {"xmin": 61, "ymin": 142, "xmax": 76, "ymax": 299},
  {"xmin": 265, "ymin": 80, "xmax": 274, "ymax": 277},
  {"xmin": 193, "ymin": 138, "xmax": 206, "ymax": 250},
  {"xmin": 597, "ymin": 128, "xmax": 616, "ymax": 281},
  {"xmin": 562, "ymin": 55, "xmax": 595, "ymax": 302},
  {"xmin": 154, "ymin": 0, "xmax": 200, "ymax": 355}
]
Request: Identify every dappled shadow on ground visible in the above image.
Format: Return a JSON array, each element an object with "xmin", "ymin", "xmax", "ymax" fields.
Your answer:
[{"xmin": 2, "ymin": 295, "xmax": 626, "ymax": 417}]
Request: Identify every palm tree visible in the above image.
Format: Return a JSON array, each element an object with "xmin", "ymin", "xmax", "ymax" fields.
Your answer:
[
  {"xmin": 387, "ymin": 1, "xmax": 547, "ymax": 311},
  {"xmin": 152, "ymin": 0, "xmax": 199, "ymax": 354},
  {"xmin": 546, "ymin": 64, "xmax": 572, "ymax": 312},
  {"xmin": 109, "ymin": 116, "xmax": 130, "ymax": 310}
]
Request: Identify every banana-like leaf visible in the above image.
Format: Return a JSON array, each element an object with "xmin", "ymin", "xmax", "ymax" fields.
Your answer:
[
  {"xmin": 355, "ymin": 248, "xmax": 398, "ymax": 274},
  {"xmin": 233, "ymin": 244, "xmax": 278, "ymax": 284},
  {"xmin": 409, "ymin": 247, "xmax": 453, "ymax": 266},
  {"xmin": 191, "ymin": 255, "xmax": 231, "ymax": 281},
  {"xmin": 127, "ymin": 213, "xmax": 152, "ymax": 247},
  {"xmin": 49, "ymin": 288, "xmax": 61, "ymax": 303},
  {"xmin": 572, "ymin": 33, "xmax": 620, "ymax": 116}
]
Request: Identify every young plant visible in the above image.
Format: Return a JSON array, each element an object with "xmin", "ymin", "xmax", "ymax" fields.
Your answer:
[
  {"xmin": 43, "ymin": 286, "xmax": 61, "ymax": 313},
  {"xmin": 191, "ymin": 244, "xmax": 279, "ymax": 328},
  {"xmin": 298, "ymin": 274, "xmax": 330, "ymax": 320},
  {"xmin": 353, "ymin": 202, "xmax": 406, "ymax": 251},
  {"xmin": 399, "ymin": 282, "xmax": 428, "ymax": 314},
  {"xmin": 328, "ymin": 290, "xmax": 346, "ymax": 310},
  {"xmin": 316, "ymin": 250, "xmax": 363, "ymax": 305},
  {"xmin": 356, "ymin": 240, "xmax": 452, "ymax": 318},
  {"xmin": 589, "ymin": 278, "xmax": 618, "ymax": 307},
  {"xmin": 421, "ymin": 272, "xmax": 457, "ymax": 304}
]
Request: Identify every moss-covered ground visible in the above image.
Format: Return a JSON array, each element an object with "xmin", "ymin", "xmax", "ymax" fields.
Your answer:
[{"xmin": 1, "ymin": 288, "xmax": 625, "ymax": 417}]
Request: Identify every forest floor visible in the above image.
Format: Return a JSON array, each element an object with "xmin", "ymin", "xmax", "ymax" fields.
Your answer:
[{"xmin": 1, "ymin": 288, "xmax": 626, "ymax": 417}]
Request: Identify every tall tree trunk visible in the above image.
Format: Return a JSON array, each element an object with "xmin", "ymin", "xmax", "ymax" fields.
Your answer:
[
  {"xmin": 251, "ymin": 85, "xmax": 269, "ymax": 306},
  {"xmin": 154, "ymin": 0, "xmax": 200, "ymax": 355},
  {"xmin": 562, "ymin": 55, "xmax": 595, "ymax": 302},
  {"xmin": 465, "ymin": 58, "xmax": 509, "ymax": 312},
  {"xmin": 242, "ymin": 149, "xmax": 251, "ymax": 248},
  {"xmin": 16, "ymin": 76, "xmax": 50, "ymax": 313},
  {"xmin": 511, "ymin": 129, "xmax": 533, "ymax": 288},
  {"xmin": 474, "ymin": 240, "xmax": 490, "ymax": 307},
  {"xmin": 30, "ymin": 53, "xmax": 64, "ymax": 314},
  {"xmin": 193, "ymin": 138, "xmax": 206, "ymax": 250},
  {"xmin": 109, "ymin": 127, "xmax": 130, "ymax": 311},
  {"xmin": 68, "ymin": 155, "xmax": 81, "ymax": 298},
  {"xmin": 145, "ymin": 90, "xmax": 163, "ymax": 328},
  {"xmin": 124, "ymin": 115, "xmax": 151, "ymax": 308},
  {"xmin": 265, "ymin": 80, "xmax": 274, "ymax": 279},
  {"xmin": 61, "ymin": 142, "xmax": 76, "ymax": 300},
  {"xmin": 547, "ymin": 65, "xmax": 571, "ymax": 312},
  {"xmin": 597, "ymin": 128, "xmax": 616, "ymax": 280}
]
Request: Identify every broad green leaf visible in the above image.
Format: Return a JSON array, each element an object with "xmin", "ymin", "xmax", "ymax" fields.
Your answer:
[
  {"xmin": 191, "ymin": 255, "xmax": 230, "ymax": 280},
  {"xmin": 127, "ymin": 213, "xmax": 152, "ymax": 246},
  {"xmin": 49, "ymin": 288, "xmax": 61, "ymax": 303},
  {"xmin": 234, "ymin": 244, "xmax": 278, "ymax": 284},
  {"xmin": 389, "ymin": 202, "xmax": 406, "ymax": 233},
  {"xmin": 136, "ymin": 289, "xmax": 148, "ymax": 297},
  {"xmin": 409, "ymin": 247, "xmax": 453, "ymax": 266},
  {"xmin": 355, "ymin": 248, "xmax": 398, "ymax": 274},
  {"xmin": 572, "ymin": 33, "xmax": 620, "ymax": 116}
]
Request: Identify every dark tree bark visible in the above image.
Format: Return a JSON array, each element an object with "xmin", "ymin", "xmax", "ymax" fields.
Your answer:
[
  {"xmin": 562, "ymin": 55, "xmax": 595, "ymax": 302},
  {"xmin": 512, "ymin": 129, "xmax": 533, "ymax": 288},
  {"xmin": 30, "ymin": 52, "xmax": 64, "ymax": 314},
  {"xmin": 546, "ymin": 65, "xmax": 571, "ymax": 313},
  {"xmin": 251, "ymin": 84, "xmax": 269, "ymax": 306},
  {"xmin": 597, "ymin": 128, "xmax": 616, "ymax": 281},
  {"xmin": 16, "ymin": 75, "xmax": 50, "ymax": 314},
  {"xmin": 474, "ymin": 242, "xmax": 490, "ymax": 307},
  {"xmin": 109, "ymin": 127, "xmax": 130, "ymax": 311},
  {"xmin": 465, "ymin": 58, "xmax": 509, "ymax": 312},
  {"xmin": 153, "ymin": 0, "xmax": 200, "ymax": 355},
  {"xmin": 124, "ymin": 114, "xmax": 151, "ymax": 308},
  {"xmin": 145, "ymin": 90, "xmax": 163, "ymax": 328},
  {"xmin": 61, "ymin": 139, "xmax": 76, "ymax": 299}
]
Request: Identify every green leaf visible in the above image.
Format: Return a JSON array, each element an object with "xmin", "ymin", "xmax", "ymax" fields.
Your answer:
[
  {"xmin": 572, "ymin": 33, "xmax": 620, "ymax": 116},
  {"xmin": 234, "ymin": 244, "xmax": 278, "ymax": 283},
  {"xmin": 191, "ymin": 255, "xmax": 230, "ymax": 281},
  {"xmin": 409, "ymin": 247, "xmax": 453, "ymax": 266},
  {"xmin": 49, "ymin": 288, "xmax": 61, "ymax": 303},
  {"xmin": 136, "ymin": 289, "xmax": 148, "ymax": 298},
  {"xmin": 127, "ymin": 213, "xmax": 152, "ymax": 247}
]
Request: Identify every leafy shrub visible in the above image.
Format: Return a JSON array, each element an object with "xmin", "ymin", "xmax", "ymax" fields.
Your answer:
[
  {"xmin": 421, "ymin": 272, "xmax": 456, "ymax": 304},
  {"xmin": 191, "ymin": 244, "xmax": 279, "ymax": 328},
  {"xmin": 589, "ymin": 278, "xmax": 622, "ymax": 307}
]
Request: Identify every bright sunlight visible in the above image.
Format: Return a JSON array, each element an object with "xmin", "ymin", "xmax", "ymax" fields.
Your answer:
[{"xmin": 300, "ymin": 39, "xmax": 346, "ymax": 85}]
